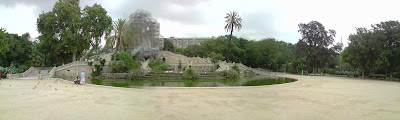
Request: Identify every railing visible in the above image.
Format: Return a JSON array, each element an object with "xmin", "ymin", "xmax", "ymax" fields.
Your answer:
[
  {"xmin": 46, "ymin": 67, "xmax": 57, "ymax": 79},
  {"xmin": 22, "ymin": 67, "xmax": 34, "ymax": 77},
  {"xmin": 7, "ymin": 73, "xmax": 23, "ymax": 79},
  {"xmin": 55, "ymin": 61, "xmax": 111, "ymax": 72}
]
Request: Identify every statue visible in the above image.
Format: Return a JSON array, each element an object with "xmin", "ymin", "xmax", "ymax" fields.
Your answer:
[
  {"xmin": 215, "ymin": 61, "xmax": 230, "ymax": 72},
  {"xmin": 140, "ymin": 59, "xmax": 152, "ymax": 74}
]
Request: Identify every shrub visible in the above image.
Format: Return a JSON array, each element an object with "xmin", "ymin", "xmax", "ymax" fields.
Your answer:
[
  {"xmin": 232, "ymin": 64, "xmax": 240, "ymax": 73},
  {"xmin": 129, "ymin": 69, "xmax": 145, "ymax": 79},
  {"xmin": 0, "ymin": 66, "xmax": 18, "ymax": 78},
  {"xmin": 18, "ymin": 65, "xmax": 29, "ymax": 73},
  {"xmin": 109, "ymin": 52, "xmax": 139, "ymax": 73},
  {"xmin": 182, "ymin": 68, "xmax": 200, "ymax": 80},
  {"xmin": 92, "ymin": 64, "xmax": 102, "ymax": 77},
  {"xmin": 88, "ymin": 61, "xmax": 93, "ymax": 66},
  {"xmin": 222, "ymin": 69, "xmax": 239, "ymax": 79},
  {"xmin": 324, "ymin": 68, "xmax": 336, "ymax": 74},
  {"xmin": 208, "ymin": 52, "xmax": 225, "ymax": 63},
  {"xmin": 393, "ymin": 72, "xmax": 400, "ymax": 78},
  {"xmin": 100, "ymin": 58, "xmax": 106, "ymax": 66},
  {"xmin": 149, "ymin": 61, "xmax": 171, "ymax": 70}
]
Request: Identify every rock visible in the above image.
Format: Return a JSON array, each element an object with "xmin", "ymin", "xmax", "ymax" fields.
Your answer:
[
  {"xmin": 140, "ymin": 59, "xmax": 152, "ymax": 74},
  {"xmin": 216, "ymin": 61, "xmax": 230, "ymax": 73}
]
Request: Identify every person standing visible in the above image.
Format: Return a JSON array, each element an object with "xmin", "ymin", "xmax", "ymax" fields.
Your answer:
[{"xmin": 80, "ymin": 71, "xmax": 85, "ymax": 84}]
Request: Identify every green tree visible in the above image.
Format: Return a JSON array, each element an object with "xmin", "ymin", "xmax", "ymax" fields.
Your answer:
[
  {"xmin": 224, "ymin": 11, "xmax": 242, "ymax": 62},
  {"xmin": 31, "ymin": 41, "xmax": 44, "ymax": 67},
  {"xmin": 297, "ymin": 21, "xmax": 338, "ymax": 75},
  {"xmin": 345, "ymin": 28, "xmax": 383, "ymax": 78},
  {"xmin": 372, "ymin": 21, "xmax": 400, "ymax": 80},
  {"xmin": 105, "ymin": 19, "xmax": 137, "ymax": 61},
  {"xmin": 207, "ymin": 52, "xmax": 225, "ymax": 63},
  {"xmin": 82, "ymin": 4, "xmax": 112, "ymax": 55},
  {"xmin": 201, "ymin": 35, "xmax": 247, "ymax": 63},
  {"xmin": 245, "ymin": 38, "xmax": 279, "ymax": 69},
  {"xmin": 53, "ymin": 0, "xmax": 90, "ymax": 62},
  {"xmin": 5, "ymin": 33, "xmax": 32, "ymax": 67},
  {"xmin": 0, "ymin": 28, "xmax": 9, "ymax": 66},
  {"xmin": 183, "ymin": 45, "xmax": 207, "ymax": 57},
  {"xmin": 37, "ymin": 0, "xmax": 111, "ymax": 65},
  {"xmin": 163, "ymin": 38, "xmax": 174, "ymax": 52}
]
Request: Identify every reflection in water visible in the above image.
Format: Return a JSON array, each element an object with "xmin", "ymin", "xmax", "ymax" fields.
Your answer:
[{"xmin": 86, "ymin": 76, "xmax": 296, "ymax": 88}]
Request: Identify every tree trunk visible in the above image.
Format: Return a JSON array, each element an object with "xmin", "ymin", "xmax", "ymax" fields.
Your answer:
[
  {"xmin": 389, "ymin": 72, "xmax": 393, "ymax": 81},
  {"xmin": 72, "ymin": 52, "xmax": 76, "ymax": 62},
  {"xmin": 312, "ymin": 66, "xmax": 316, "ymax": 76},
  {"xmin": 226, "ymin": 24, "xmax": 233, "ymax": 63},
  {"xmin": 362, "ymin": 69, "xmax": 365, "ymax": 78},
  {"xmin": 113, "ymin": 37, "xmax": 121, "ymax": 62}
]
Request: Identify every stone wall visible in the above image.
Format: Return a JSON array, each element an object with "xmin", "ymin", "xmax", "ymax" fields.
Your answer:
[
  {"xmin": 101, "ymin": 73, "xmax": 131, "ymax": 79},
  {"xmin": 54, "ymin": 61, "xmax": 113, "ymax": 80},
  {"xmin": 157, "ymin": 51, "xmax": 213, "ymax": 64}
]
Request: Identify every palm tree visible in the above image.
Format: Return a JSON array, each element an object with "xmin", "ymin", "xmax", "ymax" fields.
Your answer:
[
  {"xmin": 105, "ymin": 18, "xmax": 137, "ymax": 61},
  {"xmin": 224, "ymin": 11, "xmax": 242, "ymax": 62}
]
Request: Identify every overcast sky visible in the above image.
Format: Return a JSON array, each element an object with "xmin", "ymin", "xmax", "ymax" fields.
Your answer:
[{"xmin": 1, "ymin": 0, "xmax": 400, "ymax": 47}]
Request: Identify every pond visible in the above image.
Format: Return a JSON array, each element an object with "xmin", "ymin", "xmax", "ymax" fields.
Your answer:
[{"xmin": 83, "ymin": 76, "xmax": 297, "ymax": 88}]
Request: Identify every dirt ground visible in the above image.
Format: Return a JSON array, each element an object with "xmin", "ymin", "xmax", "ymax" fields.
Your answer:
[{"xmin": 0, "ymin": 74, "xmax": 399, "ymax": 120}]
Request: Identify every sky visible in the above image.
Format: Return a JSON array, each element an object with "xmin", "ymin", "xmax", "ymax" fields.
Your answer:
[{"xmin": 1, "ymin": 0, "xmax": 400, "ymax": 47}]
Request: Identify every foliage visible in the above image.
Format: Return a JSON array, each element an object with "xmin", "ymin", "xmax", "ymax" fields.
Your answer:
[
  {"xmin": 297, "ymin": 21, "xmax": 340, "ymax": 74},
  {"xmin": 2, "ymin": 32, "xmax": 32, "ymax": 68},
  {"xmin": 224, "ymin": 11, "xmax": 242, "ymax": 62},
  {"xmin": 245, "ymin": 38, "xmax": 280, "ymax": 69},
  {"xmin": 128, "ymin": 69, "xmax": 145, "ymax": 79},
  {"xmin": 109, "ymin": 52, "xmax": 138, "ymax": 73},
  {"xmin": 37, "ymin": 0, "xmax": 111, "ymax": 65},
  {"xmin": 82, "ymin": 3, "xmax": 112, "ymax": 55},
  {"xmin": 0, "ymin": 28, "xmax": 9, "ymax": 66},
  {"xmin": 222, "ymin": 69, "xmax": 239, "ymax": 79},
  {"xmin": 106, "ymin": 19, "xmax": 137, "ymax": 61},
  {"xmin": 163, "ymin": 38, "xmax": 174, "ymax": 52},
  {"xmin": 184, "ymin": 45, "xmax": 207, "ymax": 57},
  {"xmin": 100, "ymin": 58, "xmax": 106, "ymax": 66},
  {"xmin": 182, "ymin": 68, "xmax": 200, "ymax": 80},
  {"xmin": 207, "ymin": 52, "xmax": 225, "ymax": 63},
  {"xmin": 148, "ymin": 61, "xmax": 171, "ymax": 70},
  {"xmin": 232, "ymin": 64, "xmax": 240, "ymax": 73},
  {"xmin": 91, "ymin": 64, "xmax": 102, "ymax": 77},
  {"xmin": 371, "ymin": 21, "xmax": 400, "ymax": 80},
  {"xmin": 0, "ymin": 66, "xmax": 18, "ymax": 78},
  {"xmin": 30, "ymin": 41, "xmax": 44, "ymax": 67},
  {"xmin": 173, "ymin": 47, "xmax": 185, "ymax": 55},
  {"xmin": 202, "ymin": 35, "xmax": 247, "ymax": 63},
  {"xmin": 88, "ymin": 61, "xmax": 93, "ymax": 66},
  {"xmin": 343, "ymin": 28, "xmax": 383, "ymax": 78}
]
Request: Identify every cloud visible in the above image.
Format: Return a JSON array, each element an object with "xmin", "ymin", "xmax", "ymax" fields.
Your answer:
[{"xmin": 0, "ymin": 0, "xmax": 57, "ymax": 15}]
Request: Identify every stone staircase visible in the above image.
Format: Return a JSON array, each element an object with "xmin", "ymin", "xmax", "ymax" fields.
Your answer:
[{"xmin": 17, "ymin": 67, "xmax": 53, "ymax": 79}]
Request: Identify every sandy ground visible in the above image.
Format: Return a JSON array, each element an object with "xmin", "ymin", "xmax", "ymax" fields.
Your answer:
[{"xmin": 0, "ymin": 75, "xmax": 400, "ymax": 120}]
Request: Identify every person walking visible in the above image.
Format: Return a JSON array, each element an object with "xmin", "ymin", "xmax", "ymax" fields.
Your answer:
[{"xmin": 80, "ymin": 71, "xmax": 85, "ymax": 84}]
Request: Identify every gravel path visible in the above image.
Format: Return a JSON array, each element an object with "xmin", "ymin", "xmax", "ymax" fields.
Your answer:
[{"xmin": 0, "ymin": 75, "xmax": 399, "ymax": 120}]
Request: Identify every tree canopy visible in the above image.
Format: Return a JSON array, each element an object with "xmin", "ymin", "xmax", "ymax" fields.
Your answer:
[
  {"xmin": 297, "ymin": 21, "xmax": 340, "ymax": 74},
  {"xmin": 37, "ymin": 0, "xmax": 111, "ymax": 65}
]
